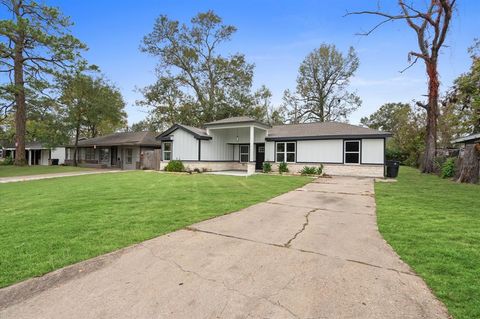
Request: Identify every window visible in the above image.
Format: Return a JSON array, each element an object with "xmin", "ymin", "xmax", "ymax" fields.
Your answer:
[
  {"xmin": 85, "ymin": 148, "xmax": 95, "ymax": 161},
  {"xmin": 344, "ymin": 140, "xmax": 360, "ymax": 164},
  {"xmin": 163, "ymin": 142, "xmax": 172, "ymax": 161},
  {"xmin": 276, "ymin": 142, "xmax": 295, "ymax": 163},
  {"xmin": 99, "ymin": 148, "xmax": 110, "ymax": 163},
  {"xmin": 126, "ymin": 148, "xmax": 133, "ymax": 164},
  {"xmin": 240, "ymin": 145, "xmax": 249, "ymax": 163}
]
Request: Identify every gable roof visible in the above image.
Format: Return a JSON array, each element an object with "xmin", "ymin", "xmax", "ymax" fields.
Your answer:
[
  {"xmin": 75, "ymin": 131, "xmax": 161, "ymax": 147},
  {"xmin": 205, "ymin": 116, "xmax": 269, "ymax": 128},
  {"xmin": 157, "ymin": 124, "xmax": 211, "ymax": 140},
  {"xmin": 266, "ymin": 122, "xmax": 391, "ymax": 141}
]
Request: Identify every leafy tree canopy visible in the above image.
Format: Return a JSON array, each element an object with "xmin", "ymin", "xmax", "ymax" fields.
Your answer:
[
  {"xmin": 282, "ymin": 44, "xmax": 361, "ymax": 123},
  {"xmin": 139, "ymin": 10, "xmax": 281, "ymax": 129}
]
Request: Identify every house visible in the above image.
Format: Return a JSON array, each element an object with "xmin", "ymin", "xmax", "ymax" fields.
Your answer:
[
  {"xmin": 452, "ymin": 133, "xmax": 480, "ymax": 157},
  {"xmin": 2, "ymin": 142, "xmax": 65, "ymax": 165},
  {"xmin": 65, "ymin": 131, "xmax": 161, "ymax": 170},
  {"xmin": 157, "ymin": 116, "xmax": 392, "ymax": 177}
]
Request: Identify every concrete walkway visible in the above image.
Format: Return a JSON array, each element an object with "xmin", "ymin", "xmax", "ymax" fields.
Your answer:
[
  {"xmin": 0, "ymin": 169, "xmax": 122, "ymax": 184},
  {"xmin": 0, "ymin": 176, "xmax": 449, "ymax": 318}
]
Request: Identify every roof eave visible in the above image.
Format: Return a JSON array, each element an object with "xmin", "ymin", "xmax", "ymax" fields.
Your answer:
[
  {"xmin": 205, "ymin": 120, "xmax": 271, "ymax": 129},
  {"xmin": 265, "ymin": 134, "xmax": 392, "ymax": 141}
]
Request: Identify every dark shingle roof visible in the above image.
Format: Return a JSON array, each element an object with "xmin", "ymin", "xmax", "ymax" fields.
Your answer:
[
  {"xmin": 156, "ymin": 124, "xmax": 211, "ymax": 140},
  {"xmin": 76, "ymin": 131, "xmax": 161, "ymax": 147},
  {"xmin": 266, "ymin": 122, "xmax": 391, "ymax": 140},
  {"xmin": 205, "ymin": 116, "xmax": 269, "ymax": 127},
  {"xmin": 177, "ymin": 124, "xmax": 210, "ymax": 138}
]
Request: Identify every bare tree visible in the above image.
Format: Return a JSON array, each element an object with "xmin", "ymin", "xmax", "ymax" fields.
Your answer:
[{"xmin": 346, "ymin": 0, "xmax": 456, "ymax": 173}]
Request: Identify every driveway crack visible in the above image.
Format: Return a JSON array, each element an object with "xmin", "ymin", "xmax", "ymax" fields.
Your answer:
[{"xmin": 284, "ymin": 209, "xmax": 316, "ymax": 247}]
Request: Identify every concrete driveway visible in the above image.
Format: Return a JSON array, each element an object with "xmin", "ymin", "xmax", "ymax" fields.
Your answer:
[{"xmin": 0, "ymin": 176, "xmax": 449, "ymax": 319}]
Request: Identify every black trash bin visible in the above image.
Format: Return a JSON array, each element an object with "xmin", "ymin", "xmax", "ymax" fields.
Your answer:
[
  {"xmin": 386, "ymin": 160, "xmax": 400, "ymax": 178},
  {"xmin": 51, "ymin": 159, "xmax": 59, "ymax": 166}
]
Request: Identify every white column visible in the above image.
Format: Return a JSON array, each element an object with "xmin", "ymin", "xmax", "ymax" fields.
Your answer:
[
  {"xmin": 249, "ymin": 126, "xmax": 254, "ymax": 162},
  {"xmin": 28, "ymin": 150, "xmax": 32, "ymax": 166}
]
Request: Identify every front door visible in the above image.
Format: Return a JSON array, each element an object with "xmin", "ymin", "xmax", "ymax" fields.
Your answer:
[{"xmin": 255, "ymin": 144, "xmax": 265, "ymax": 170}]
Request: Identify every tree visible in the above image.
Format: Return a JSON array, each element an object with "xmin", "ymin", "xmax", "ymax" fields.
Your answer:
[
  {"xmin": 361, "ymin": 103, "xmax": 425, "ymax": 166},
  {"xmin": 282, "ymin": 44, "xmax": 361, "ymax": 123},
  {"xmin": 347, "ymin": 0, "xmax": 456, "ymax": 173},
  {"xmin": 0, "ymin": 0, "xmax": 86, "ymax": 165},
  {"xmin": 60, "ymin": 72, "xmax": 126, "ymax": 166},
  {"xmin": 140, "ymin": 11, "xmax": 269, "ymax": 127}
]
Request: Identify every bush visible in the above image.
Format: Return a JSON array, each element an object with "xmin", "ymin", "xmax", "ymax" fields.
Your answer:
[
  {"xmin": 262, "ymin": 162, "xmax": 272, "ymax": 173},
  {"xmin": 301, "ymin": 165, "xmax": 325, "ymax": 176},
  {"xmin": 317, "ymin": 164, "xmax": 324, "ymax": 175},
  {"xmin": 386, "ymin": 148, "xmax": 409, "ymax": 163},
  {"xmin": 1, "ymin": 156, "xmax": 13, "ymax": 165},
  {"xmin": 164, "ymin": 160, "xmax": 185, "ymax": 172},
  {"xmin": 278, "ymin": 162, "xmax": 289, "ymax": 174},
  {"xmin": 301, "ymin": 166, "xmax": 317, "ymax": 175},
  {"xmin": 193, "ymin": 168, "xmax": 201, "ymax": 173},
  {"xmin": 440, "ymin": 158, "xmax": 456, "ymax": 179}
]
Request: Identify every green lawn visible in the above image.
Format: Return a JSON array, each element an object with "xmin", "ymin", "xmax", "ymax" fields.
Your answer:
[
  {"xmin": 0, "ymin": 165, "xmax": 90, "ymax": 178},
  {"xmin": 0, "ymin": 172, "xmax": 310, "ymax": 288},
  {"xmin": 375, "ymin": 167, "xmax": 479, "ymax": 319}
]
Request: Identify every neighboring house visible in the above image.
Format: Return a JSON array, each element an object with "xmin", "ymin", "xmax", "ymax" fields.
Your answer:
[
  {"xmin": 65, "ymin": 131, "xmax": 161, "ymax": 170},
  {"xmin": 452, "ymin": 133, "xmax": 480, "ymax": 157},
  {"xmin": 2, "ymin": 142, "xmax": 66, "ymax": 165},
  {"xmin": 157, "ymin": 116, "xmax": 391, "ymax": 177}
]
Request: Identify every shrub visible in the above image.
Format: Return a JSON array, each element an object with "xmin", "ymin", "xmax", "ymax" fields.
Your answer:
[
  {"xmin": 193, "ymin": 168, "xmax": 201, "ymax": 173},
  {"xmin": 440, "ymin": 158, "xmax": 456, "ymax": 179},
  {"xmin": 278, "ymin": 162, "xmax": 289, "ymax": 174},
  {"xmin": 262, "ymin": 162, "xmax": 272, "ymax": 173},
  {"xmin": 164, "ymin": 160, "xmax": 185, "ymax": 172},
  {"xmin": 1, "ymin": 156, "xmax": 13, "ymax": 165},
  {"xmin": 301, "ymin": 166, "xmax": 317, "ymax": 175},
  {"xmin": 317, "ymin": 164, "xmax": 324, "ymax": 176}
]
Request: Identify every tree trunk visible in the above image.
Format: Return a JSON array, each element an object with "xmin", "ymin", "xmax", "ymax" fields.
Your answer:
[
  {"xmin": 13, "ymin": 35, "xmax": 26, "ymax": 166},
  {"xmin": 421, "ymin": 60, "xmax": 439, "ymax": 173},
  {"xmin": 457, "ymin": 143, "xmax": 480, "ymax": 184},
  {"xmin": 73, "ymin": 124, "xmax": 80, "ymax": 167}
]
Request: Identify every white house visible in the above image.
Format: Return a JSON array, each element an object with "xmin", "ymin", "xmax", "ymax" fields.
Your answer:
[
  {"xmin": 2, "ymin": 142, "xmax": 66, "ymax": 165},
  {"xmin": 157, "ymin": 116, "xmax": 391, "ymax": 177}
]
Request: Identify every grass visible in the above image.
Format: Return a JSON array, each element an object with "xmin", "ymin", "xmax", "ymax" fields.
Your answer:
[
  {"xmin": 0, "ymin": 172, "xmax": 310, "ymax": 288},
  {"xmin": 375, "ymin": 166, "xmax": 479, "ymax": 319},
  {"xmin": 0, "ymin": 165, "xmax": 90, "ymax": 178}
]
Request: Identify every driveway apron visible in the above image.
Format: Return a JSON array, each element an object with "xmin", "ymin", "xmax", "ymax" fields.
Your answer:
[{"xmin": 0, "ymin": 176, "xmax": 449, "ymax": 319}]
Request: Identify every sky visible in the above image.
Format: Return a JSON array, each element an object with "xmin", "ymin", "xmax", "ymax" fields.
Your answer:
[{"xmin": 48, "ymin": 0, "xmax": 479, "ymax": 125}]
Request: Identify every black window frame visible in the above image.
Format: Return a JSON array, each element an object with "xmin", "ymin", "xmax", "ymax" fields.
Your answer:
[
  {"xmin": 344, "ymin": 140, "xmax": 361, "ymax": 164},
  {"xmin": 275, "ymin": 141, "xmax": 296, "ymax": 163}
]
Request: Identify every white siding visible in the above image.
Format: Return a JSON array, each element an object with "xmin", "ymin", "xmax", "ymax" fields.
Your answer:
[
  {"xmin": 361, "ymin": 139, "xmax": 384, "ymax": 164},
  {"xmin": 201, "ymin": 130, "xmax": 233, "ymax": 161},
  {"xmin": 171, "ymin": 129, "xmax": 198, "ymax": 160},
  {"xmin": 296, "ymin": 139, "xmax": 343, "ymax": 163},
  {"xmin": 265, "ymin": 141, "xmax": 275, "ymax": 161},
  {"xmin": 51, "ymin": 147, "xmax": 65, "ymax": 164}
]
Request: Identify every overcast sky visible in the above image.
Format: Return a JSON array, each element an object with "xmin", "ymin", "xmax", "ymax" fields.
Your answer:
[{"xmin": 49, "ymin": 0, "xmax": 479, "ymax": 125}]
